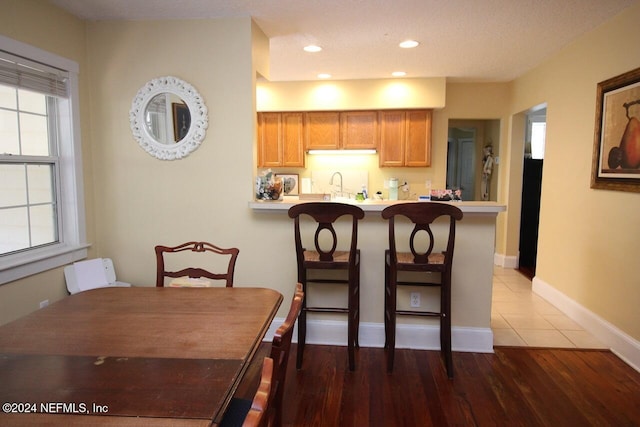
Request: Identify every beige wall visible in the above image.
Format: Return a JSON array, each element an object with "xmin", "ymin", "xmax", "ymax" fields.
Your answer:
[
  {"xmin": 1, "ymin": 0, "xmax": 638, "ymax": 344},
  {"xmin": 257, "ymin": 78, "xmax": 446, "ymax": 111},
  {"xmin": 0, "ymin": 0, "xmax": 95, "ymax": 325},
  {"xmin": 510, "ymin": 3, "xmax": 640, "ymax": 339},
  {"xmin": 84, "ymin": 18, "xmax": 284, "ymax": 300},
  {"xmin": 438, "ymin": 83, "xmax": 512, "ymax": 254}
]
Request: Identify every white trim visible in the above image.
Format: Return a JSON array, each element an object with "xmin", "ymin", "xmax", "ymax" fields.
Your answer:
[
  {"xmin": 494, "ymin": 252, "xmax": 518, "ymax": 268},
  {"xmin": 533, "ymin": 276, "xmax": 640, "ymax": 373},
  {"xmin": 0, "ymin": 35, "xmax": 87, "ymax": 285},
  {"xmin": 0, "ymin": 244, "xmax": 89, "ymax": 285},
  {"xmin": 0, "ymin": 34, "xmax": 78, "ymax": 73},
  {"xmin": 263, "ymin": 318, "xmax": 494, "ymax": 353}
]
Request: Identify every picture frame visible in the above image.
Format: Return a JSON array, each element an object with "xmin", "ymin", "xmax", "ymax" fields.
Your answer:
[
  {"xmin": 172, "ymin": 102, "xmax": 190, "ymax": 143},
  {"xmin": 276, "ymin": 174, "xmax": 299, "ymax": 196},
  {"xmin": 591, "ymin": 66, "xmax": 640, "ymax": 193}
]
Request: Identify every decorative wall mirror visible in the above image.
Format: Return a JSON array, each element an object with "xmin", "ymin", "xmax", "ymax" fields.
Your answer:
[{"xmin": 130, "ymin": 76, "xmax": 208, "ymax": 160}]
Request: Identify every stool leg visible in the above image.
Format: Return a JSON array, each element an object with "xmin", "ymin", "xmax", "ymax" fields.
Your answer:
[
  {"xmin": 441, "ymin": 272, "xmax": 453, "ymax": 378},
  {"xmin": 385, "ymin": 265, "xmax": 397, "ymax": 373},
  {"xmin": 384, "ymin": 254, "xmax": 390, "ymax": 349},
  {"xmin": 354, "ymin": 266, "xmax": 360, "ymax": 349},
  {"xmin": 347, "ymin": 265, "xmax": 358, "ymax": 371},
  {"xmin": 442, "ymin": 312, "xmax": 453, "ymax": 378},
  {"xmin": 296, "ymin": 277, "xmax": 307, "ymax": 370}
]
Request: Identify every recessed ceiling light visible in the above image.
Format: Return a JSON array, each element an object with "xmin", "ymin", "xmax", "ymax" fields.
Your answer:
[
  {"xmin": 392, "ymin": 71, "xmax": 407, "ymax": 77},
  {"xmin": 399, "ymin": 40, "xmax": 419, "ymax": 49},
  {"xmin": 304, "ymin": 45, "xmax": 322, "ymax": 53},
  {"xmin": 317, "ymin": 73, "xmax": 331, "ymax": 79}
]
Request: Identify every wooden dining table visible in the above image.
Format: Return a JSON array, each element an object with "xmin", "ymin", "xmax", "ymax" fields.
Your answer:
[{"xmin": 0, "ymin": 286, "xmax": 283, "ymax": 426}]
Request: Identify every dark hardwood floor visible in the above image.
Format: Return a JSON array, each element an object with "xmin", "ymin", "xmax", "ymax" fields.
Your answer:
[{"xmin": 237, "ymin": 343, "xmax": 640, "ymax": 426}]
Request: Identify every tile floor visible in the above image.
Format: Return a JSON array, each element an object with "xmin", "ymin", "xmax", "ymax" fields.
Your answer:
[{"xmin": 491, "ymin": 267, "xmax": 607, "ymax": 349}]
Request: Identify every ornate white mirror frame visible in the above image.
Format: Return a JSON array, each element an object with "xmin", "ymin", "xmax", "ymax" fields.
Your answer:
[{"xmin": 130, "ymin": 76, "xmax": 208, "ymax": 160}]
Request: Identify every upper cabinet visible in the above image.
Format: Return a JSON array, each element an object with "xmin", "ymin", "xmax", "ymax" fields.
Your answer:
[
  {"xmin": 305, "ymin": 111, "xmax": 378, "ymax": 150},
  {"xmin": 304, "ymin": 112, "xmax": 340, "ymax": 150},
  {"xmin": 379, "ymin": 109, "xmax": 432, "ymax": 167},
  {"xmin": 258, "ymin": 109, "xmax": 432, "ymax": 168},
  {"xmin": 340, "ymin": 111, "xmax": 378, "ymax": 149},
  {"xmin": 257, "ymin": 112, "xmax": 304, "ymax": 167}
]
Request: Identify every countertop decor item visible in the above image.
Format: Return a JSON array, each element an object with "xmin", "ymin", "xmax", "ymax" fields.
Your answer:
[
  {"xmin": 276, "ymin": 174, "xmax": 299, "ymax": 195},
  {"xmin": 256, "ymin": 170, "xmax": 283, "ymax": 201}
]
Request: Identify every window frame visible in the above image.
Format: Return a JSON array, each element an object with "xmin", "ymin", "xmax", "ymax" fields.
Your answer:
[{"xmin": 0, "ymin": 35, "xmax": 88, "ymax": 285}]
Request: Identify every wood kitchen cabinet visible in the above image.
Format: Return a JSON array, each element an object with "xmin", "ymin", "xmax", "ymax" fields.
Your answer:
[
  {"xmin": 257, "ymin": 112, "xmax": 305, "ymax": 167},
  {"xmin": 379, "ymin": 109, "xmax": 432, "ymax": 167},
  {"xmin": 305, "ymin": 110, "xmax": 377, "ymax": 150},
  {"xmin": 340, "ymin": 111, "xmax": 378, "ymax": 149},
  {"xmin": 304, "ymin": 112, "xmax": 340, "ymax": 150}
]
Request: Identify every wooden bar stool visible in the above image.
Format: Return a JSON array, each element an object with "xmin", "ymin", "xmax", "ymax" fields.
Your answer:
[
  {"xmin": 382, "ymin": 202, "xmax": 463, "ymax": 378},
  {"xmin": 288, "ymin": 202, "xmax": 364, "ymax": 371}
]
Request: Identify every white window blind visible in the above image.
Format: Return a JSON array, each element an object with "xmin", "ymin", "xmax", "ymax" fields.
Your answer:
[{"xmin": 0, "ymin": 51, "xmax": 68, "ymax": 98}]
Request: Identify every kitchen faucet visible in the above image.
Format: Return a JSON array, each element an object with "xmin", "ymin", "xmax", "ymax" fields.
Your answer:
[{"xmin": 329, "ymin": 171, "xmax": 343, "ymax": 197}]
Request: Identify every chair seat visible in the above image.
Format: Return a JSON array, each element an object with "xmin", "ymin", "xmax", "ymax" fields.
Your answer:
[
  {"xmin": 303, "ymin": 250, "xmax": 351, "ymax": 263},
  {"xmin": 395, "ymin": 251, "xmax": 445, "ymax": 265}
]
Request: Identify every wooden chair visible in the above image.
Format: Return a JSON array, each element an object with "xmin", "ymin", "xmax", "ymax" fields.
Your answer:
[
  {"xmin": 267, "ymin": 282, "xmax": 303, "ymax": 426},
  {"xmin": 155, "ymin": 241, "xmax": 239, "ymax": 287},
  {"xmin": 381, "ymin": 202, "xmax": 463, "ymax": 378},
  {"xmin": 220, "ymin": 356, "xmax": 274, "ymax": 427},
  {"xmin": 242, "ymin": 357, "xmax": 274, "ymax": 427},
  {"xmin": 287, "ymin": 202, "xmax": 364, "ymax": 371},
  {"xmin": 221, "ymin": 283, "xmax": 304, "ymax": 427}
]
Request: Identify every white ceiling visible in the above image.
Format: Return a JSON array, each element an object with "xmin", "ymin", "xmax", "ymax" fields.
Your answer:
[{"xmin": 49, "ymin": 0, "xmax": 636, "ymax": 82}]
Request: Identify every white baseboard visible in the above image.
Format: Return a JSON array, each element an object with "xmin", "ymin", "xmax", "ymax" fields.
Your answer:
[
  {"xmin": 265, "ymin": 318, "xmax": 494, "ymax": 354},
  {"xmin": 533, "ymin": 276, "xmax": 640, "ymax": 373},
  {"xmin": 494, "ymin": 253, "xmax": 518, "ymax": 268}
]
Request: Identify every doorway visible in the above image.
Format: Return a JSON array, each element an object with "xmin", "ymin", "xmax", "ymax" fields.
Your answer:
[
  {"xmin": 518, "ymin": 109, "xmax": 546, "ymax": 278},
  {"xmin": 447, "ymin": 120, "xmax": 500, "ymax": 201}
]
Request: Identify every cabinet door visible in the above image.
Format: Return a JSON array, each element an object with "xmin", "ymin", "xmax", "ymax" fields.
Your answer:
[
  {"xmin": 340, "ymin": 111, "xmax": 378, "ymax": 149},
  {"xmin": 282, "ymin": 112, "xmax": 305, "ymax": 167},
  {"xmin": 258, "ymin": 112, "xmax": 282, "ymax": 167},
  {"xmin": 379, "ymin": 111, "xmax": 405, "ymax": 167},
  {"xmin": 305, "ymin": 112, "xmax": 340, "ymax": 150},
  {"xmin": 405, "ymin": 110, "xmax": 432, "ymax": 167}
]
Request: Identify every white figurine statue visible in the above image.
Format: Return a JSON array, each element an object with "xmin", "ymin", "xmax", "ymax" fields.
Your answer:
[{"xmin": 481, "ymin": 144, "xmax": 494, "ymax": 201}]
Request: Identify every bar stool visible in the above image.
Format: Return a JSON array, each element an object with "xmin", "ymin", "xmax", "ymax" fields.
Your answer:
[
  {"xmin": 382, "ymin": 202, "xmax": 463, "ymax": 378},
  {"xmin": 288, "ymin": 202, "xmax": 364, "ymax": 371}
]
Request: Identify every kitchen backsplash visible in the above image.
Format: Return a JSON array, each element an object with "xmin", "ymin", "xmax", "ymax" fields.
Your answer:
[{"xmin": 310, "ymin": 170, "xmax": 369, "ymax": 197}]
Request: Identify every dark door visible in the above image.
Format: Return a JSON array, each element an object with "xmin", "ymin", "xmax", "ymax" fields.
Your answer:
[{"xmin": 518, "ymin": 158, "xmax": 543, "ymax": 278}]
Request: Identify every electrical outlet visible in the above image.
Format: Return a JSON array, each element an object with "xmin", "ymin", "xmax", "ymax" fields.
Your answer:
[
  {"xmin": 39, "ymin": 299, "xmax": 49, "ymax": 309},
  {"xmin": 410, "ymin": 292, "xmax": 420, "ymax": 308}
]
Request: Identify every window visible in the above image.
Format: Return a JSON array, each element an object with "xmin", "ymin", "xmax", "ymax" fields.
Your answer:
[{"xmin": 0, "ymin": 35, "xmax": 87, "ymax": 285}]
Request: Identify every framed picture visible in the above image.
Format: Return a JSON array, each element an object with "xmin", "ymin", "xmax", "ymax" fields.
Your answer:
[
  {"xmin": 172, "ymin": 102, "xmax": 190, "ymax": 142},
  {"xmin": 591, "ymin": 66, "xmax": 640, "ymax": 192},
  {"xmin": 276, "ymin": 174, "xmax": 299, "ymax": 196}
]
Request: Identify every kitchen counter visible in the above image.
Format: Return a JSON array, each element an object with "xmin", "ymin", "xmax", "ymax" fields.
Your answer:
[
  {"xmin": 249, "ymin": 196, "xmax": 506, "ymax": 215},
  {"xmin": 249, "ymin": 196, "xmax": 506, "ymax": 354}
]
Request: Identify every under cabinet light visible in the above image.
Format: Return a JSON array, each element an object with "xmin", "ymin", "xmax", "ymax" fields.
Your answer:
[{"xmin": 308, "ymin": 149, "xmax": 376, "ymax": 155}]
